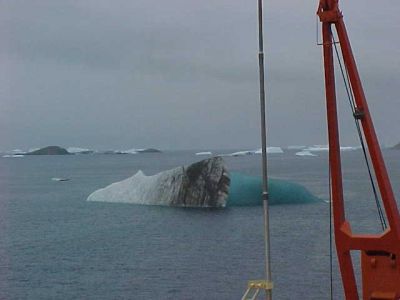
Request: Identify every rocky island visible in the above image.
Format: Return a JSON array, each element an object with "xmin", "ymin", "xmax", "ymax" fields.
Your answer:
[{"xmin": 26, "ymin": 146, "xmax": 70, "ymax": 155}]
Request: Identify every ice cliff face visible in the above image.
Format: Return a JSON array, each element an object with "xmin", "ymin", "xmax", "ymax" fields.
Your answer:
[{"xmin": 87, "ymin": 157, "xmax": 230, "ymax": 207}]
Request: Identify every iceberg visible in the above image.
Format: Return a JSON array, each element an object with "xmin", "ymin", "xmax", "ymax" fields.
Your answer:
[
  {"xmin": 2, "ymin": 154, "xmax": 24, "ymax": 158},
  {"xmin": 88, "ymin": 157, "xmax": 230, "ymax": 207},
  {"xmin": 305, "ymin": 145, "xmax": 358, "ymax": 152},
  {"xmin": 12, "ymin": 149, "xmax": 26, "ymax": 154},
  {"xmin": 67, "ymin": 147, "xmax": 93, "ymax": 154},
  {"xmin": 136, "ymin": 148, "xmax": 162, "ymax": 153},
  {"xmin": 295, "ymin": 150, "xmax": 317, "ymax": 157},
  {"xmin": 51, "ymin": 177, "xmax": 70, "ymax": 182},
  {"xmin": 117, "ymin": 148, "xmax": 162, "ymax": 154},
  {"xmin": 225, "ymin": 150, "xmax": 254, "ymax": 157},
  {"xmin": 254, "ymin": 147, "xmax": 284, "ymax": 154},
  {"xmin": 221, "ymin": 147, "xmax": 284, "ymax": 157},
  {"xmin": 305, "ymin": 145, "xmax": 329, "ymax": 152},
  {"xmin": 196, "ymin": 151, "xmax": 213, "ymax": 156},
  {"xmin": 88, "ymin": 157, "xmax": 320, "ymax": 207},
  {"xmin": 287, "ymin": 145, "xmax": 307, "ymax": 150},
  {"xmin": 339, "ymin": 146, "xmax": 358, "ymax": 151},
  {"xmin": 119, "ymin": 148, "xmax": 138, "ymax": 154}
]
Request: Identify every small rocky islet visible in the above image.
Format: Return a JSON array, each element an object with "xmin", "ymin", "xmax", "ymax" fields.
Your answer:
[{"xmin": 26, "ymin": 146, "xmax": 70, "ymax": 155}]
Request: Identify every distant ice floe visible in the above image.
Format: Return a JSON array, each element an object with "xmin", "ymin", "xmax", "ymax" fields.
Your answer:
[
  {"xmin": 3, "ymin": 148, "xmax": 27, "ymax": 157},
  {"xmin": 221, "ymin": 147, "xmax": 284, "ymax": 157},
  {"xmin": 51, "ymin": 177, "xmax": 70, "ymax": 182},
  {"xmin": 304, "ymin": 145, "xmax": 359, "ymax": 152},
  {"xmin": 117, "ymin": 148, "xmax": 161, "ymax": 154},
  {"xmin": 339, "ymin": 146, "xmax": 359, "ymax": 151},
  {"xmin": 11, "ymin": 149, "xmax": 25, "ymax": 154},
  {"xmin": 295, "ymin": 150, "xmax": 317, "ymax": 157},
  {"xmin": 2, "ymin": 154, "xmax": 24, "ymax": 158},
  {"xmin": 254, "ymin": 147, "xmax": 284, "ymax": 154},
  {"xmin": 287, "ymin": 145, "xmax": 307, "ymax": 150},
  {"xmin": 28, "ymin": 148, "xmax": 40, "ymax": 153},
  {"xmin": 305, "ymin": 145, "xmax": 329, "ymax": 152},
  {"xmin": 119, "ymin": 148, "xmax": 138, "ymax": 154},
  {"xmin": 196, "ymin": 151, "xmax": 213, "ymax": 156},
  {"xmin": 225, "ymin": 150, "xmax": 255, "ymax": 157},
  {"xmin": 67, "ymin": 147, "xmax": 92, "ymax": 154}
]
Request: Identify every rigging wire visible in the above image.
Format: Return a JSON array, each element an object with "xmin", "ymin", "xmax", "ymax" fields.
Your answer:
[{"xmin": 332, "ymin": 38, "xmax": 387, "ymax": 230}]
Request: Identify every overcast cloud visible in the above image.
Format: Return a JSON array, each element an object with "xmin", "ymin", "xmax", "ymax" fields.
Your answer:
[{"xmin": 1, "ymin": 0, "xmax": 399, "ymax": 151}]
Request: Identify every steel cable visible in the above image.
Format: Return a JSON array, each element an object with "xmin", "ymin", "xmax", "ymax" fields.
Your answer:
[{"xmin": 332, "ymin": 39, "xmax": 387, "ymax": 230}]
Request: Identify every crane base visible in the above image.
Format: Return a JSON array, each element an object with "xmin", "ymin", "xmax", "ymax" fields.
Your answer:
[{"xmin": 362, "ymin": 251, "xmax": 400, "ymax": 300}]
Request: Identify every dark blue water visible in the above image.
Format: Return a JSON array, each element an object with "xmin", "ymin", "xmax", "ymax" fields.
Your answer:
[{"xmin": 1, "ymin": 150, "xmax": 400, "ymax": 299}]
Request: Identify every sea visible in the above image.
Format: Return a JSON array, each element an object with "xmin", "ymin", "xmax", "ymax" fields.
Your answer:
[{"xmin": 1, "ymin": 149, "xmax": 400, "ymax": 299}]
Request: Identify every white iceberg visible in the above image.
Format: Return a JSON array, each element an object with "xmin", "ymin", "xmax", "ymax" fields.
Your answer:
[
  {"xmin": 118, "ymin": 148, "xmax": 161, "ymax": 154},
  {"xmin": 196, "ymin": 151, "xmax": 213, "ymax": 156},
  {"xmin": 51, "ymin": 177, "xmax": 70, "ymax": 182},
  {"xmin": 287, "ymin": 145, "xmax": 307, "ymax": 150},
  {"xmin": 226, "ymin": 150, "xmax": 254, "ymax": 157},
  {"xmin": 254, "ymin": 147, "xmax": 284, "ymax": 154},
  {"xmin": 305, "ymin": 145, "xmax": 329, "ymax": 152},
  {"xmin": 67, "ymin": 147, "xmax": 92, "ymax": 154},
  {"xmin": 339, "ymin": 146, "xmax": 358, "ymax": 151},
  {"xmin": 119, "ymin": 148, "xmax": 138, "ymax": 154},
  {"xmin": 305, "ymin": 145, "xmax": 359, "ymax": 152},
  {"xmin": 11, "ymin": 149, "xmax": 25, "ymax": 154},
  {"xmin": 295, "ymin": 150, "xmax": 317, "ymax": 157},
  {"xmin": 2, "ymin": 154, "xmax": 24, "ymax": 158},
  {"xmin": 221, "ymin": 147, "xmax": 284, "ymax": 157}
]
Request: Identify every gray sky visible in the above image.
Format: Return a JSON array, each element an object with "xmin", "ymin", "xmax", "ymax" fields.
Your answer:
[{"xmin": 1, "ymin": 0, "xmax": 399, "ymax": 151}]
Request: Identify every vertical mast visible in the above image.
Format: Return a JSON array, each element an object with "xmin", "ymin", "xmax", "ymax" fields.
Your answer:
[{"xmin": 257, "ymin": 0, "xmax": 272, "ymax": 299}]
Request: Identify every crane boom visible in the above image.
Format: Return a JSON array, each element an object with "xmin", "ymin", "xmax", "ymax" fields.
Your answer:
[{"xmin": 318, "ymin": 0, "xmax": 400, "ymax": 298}]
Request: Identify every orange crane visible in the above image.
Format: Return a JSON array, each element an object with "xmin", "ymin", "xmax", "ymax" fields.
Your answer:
[
  {"xmin": 248, "ymin": 1, "xmax": 400, "ymax": 299},
  {"xmin": 318, "ymin": 0, "xmax": 400, "ymax": 298}
]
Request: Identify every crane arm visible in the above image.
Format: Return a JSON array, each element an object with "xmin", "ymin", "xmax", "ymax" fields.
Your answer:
[{"xmin": 318, "ymin": 1, "xmax": 400, "ymax": 299}]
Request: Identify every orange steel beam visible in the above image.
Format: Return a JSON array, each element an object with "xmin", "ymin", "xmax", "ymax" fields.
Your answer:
[{"xmin": 317, "ymin": 0, "xmax": 400, "ymax": 299}]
